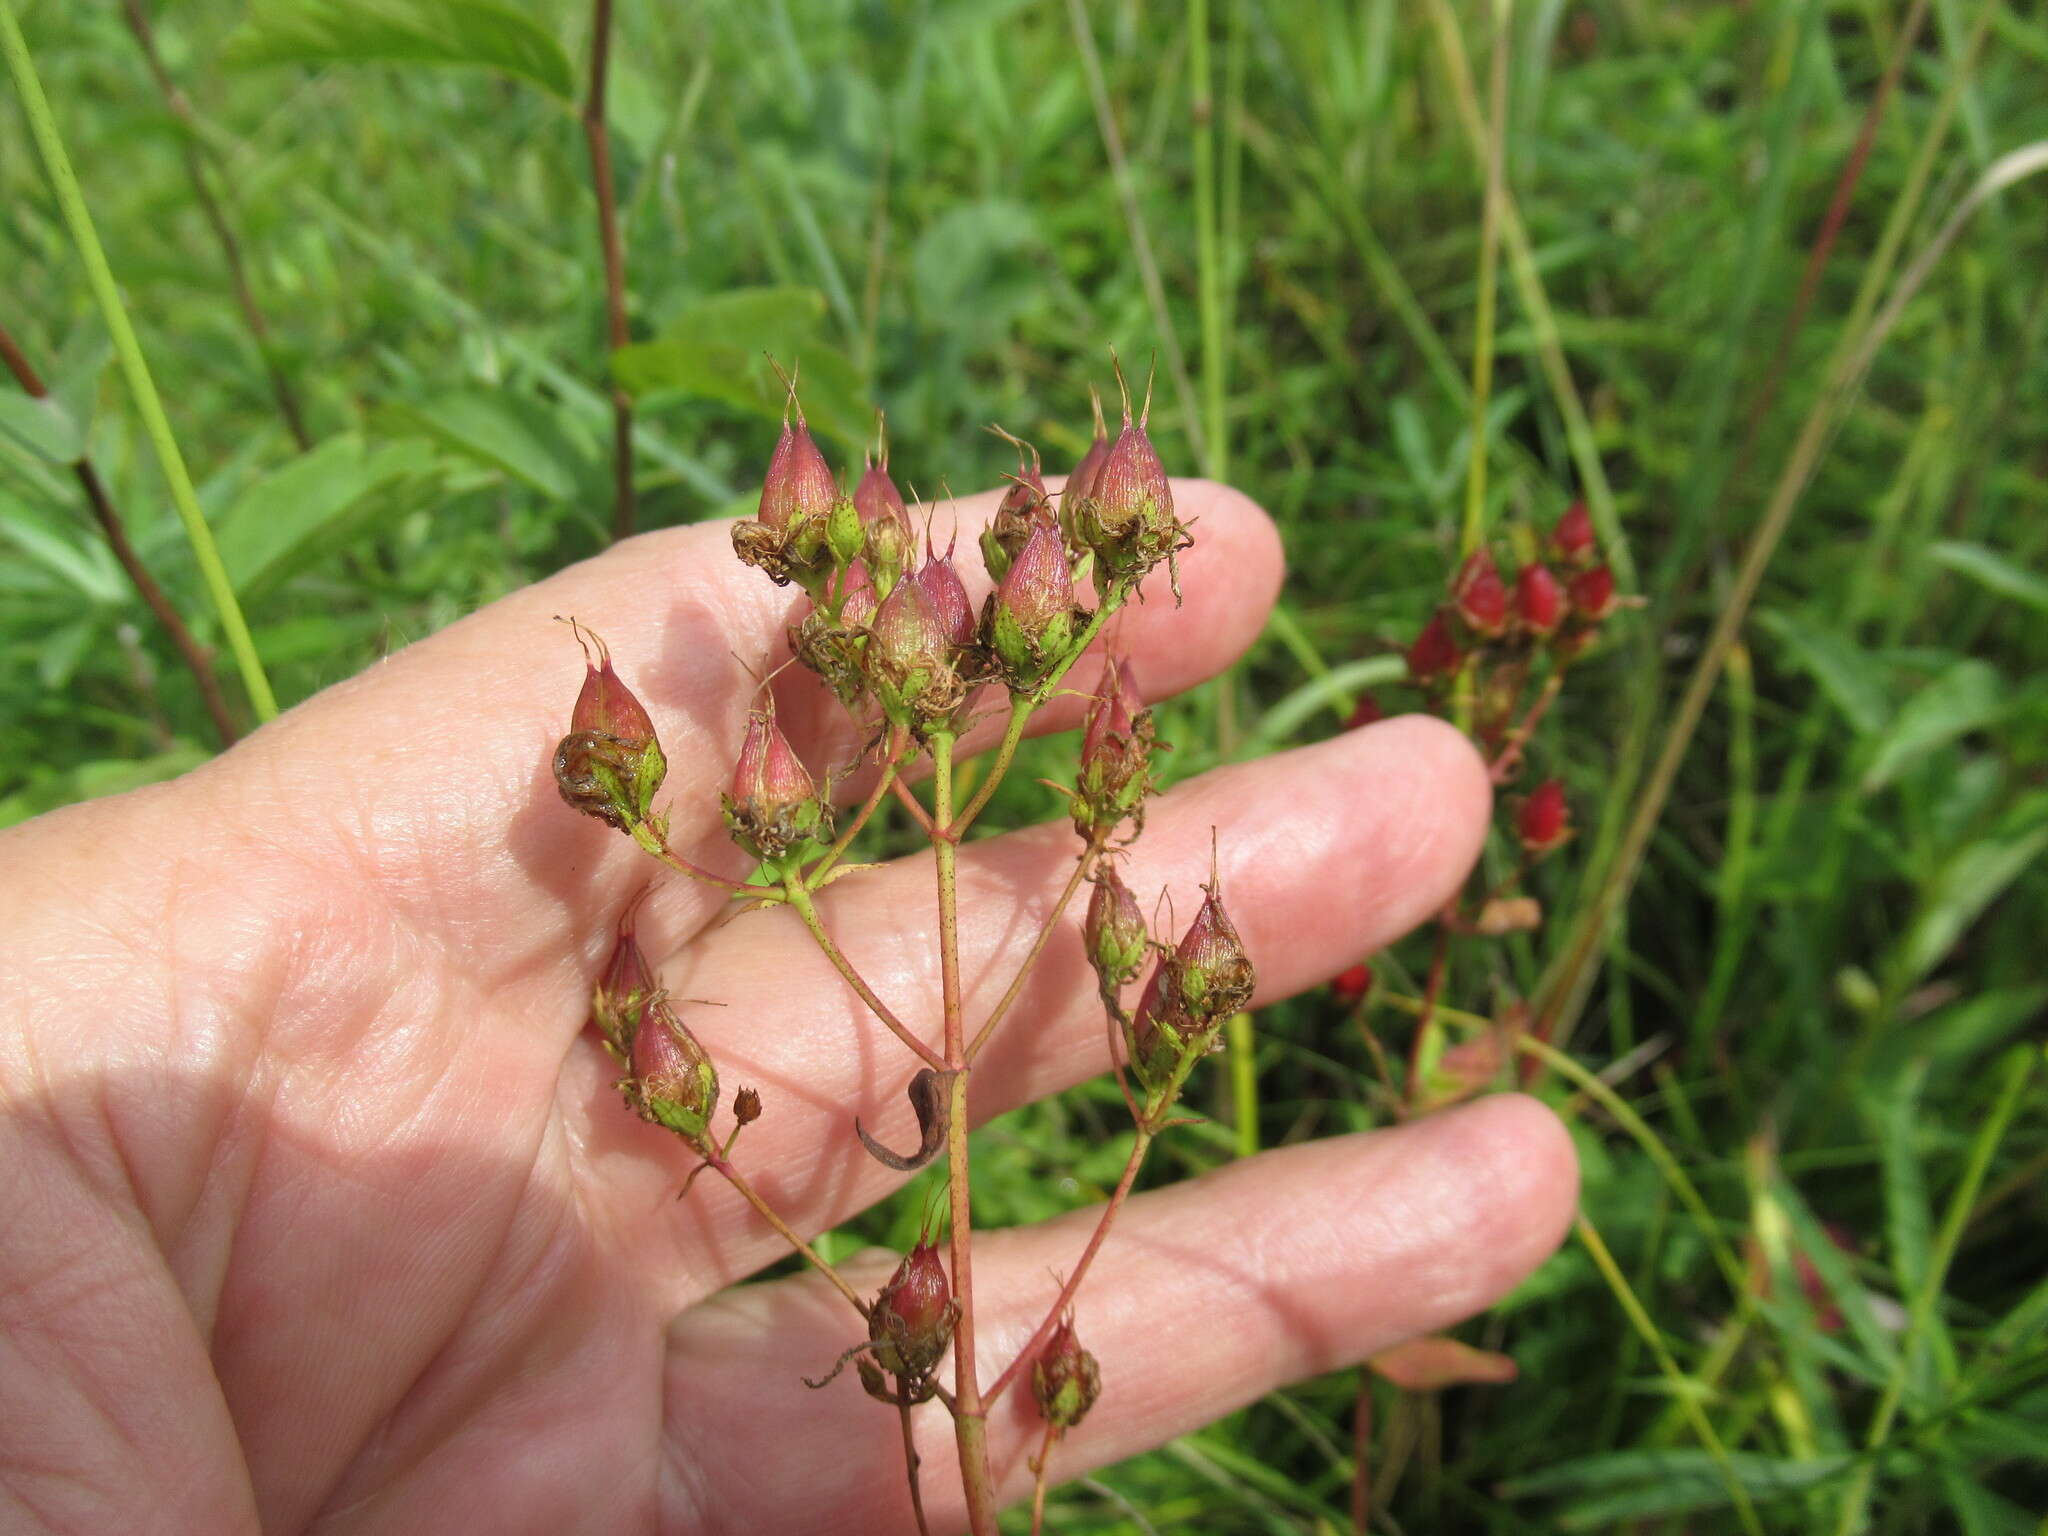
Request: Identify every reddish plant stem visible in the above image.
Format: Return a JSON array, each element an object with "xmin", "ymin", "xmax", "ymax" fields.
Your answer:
[
  {"xmin": 891, "ymin": 773, "xmax": 943, "ymax": 839},
  {"xmin": 0, "ymin": 320, "xmax": 240, "ymax": 746},
  {"xmin": 899, "ymin": 1401, "xmax": 932, "ymax": 1536},
  {"xmin": 1487, "ymin": 669, "xmax": 1564, "ymax": 785},
  {"xmin": 121, "ymin": 0, "xmax": 311, "ymax": 452},
  {"xmin": 1029, "ymin": 1422, "xmax": 1059, "ymax": 1536},
  {"xmin": 582, "ymin": 0, "xmax": 636, "ymax": 540},
  {"xmin": 966, "ymin": 831, "xmax": 1107, "ymax": 1063},
  {"xmin": 706, "ymin": 1154, "xmax": 868, "ymax": 1317},
  {"xmin": 985, "ymin": 1126, "xmax": 1153, "ymax": 1408},
  {"xmin": 783, "ymin": 874, "xmax": 946, "ymax": 1072},
  {"xmin": 1349, "ymin": 1374, "xmax": 1374, "ymax": 1533},
  {"xmin": 806, "ymin": 730, "xmax": 912, "ymax": 888},
  {"xmin": 642, "ymin": 831, "xmax": 774, "ymax": 898}
]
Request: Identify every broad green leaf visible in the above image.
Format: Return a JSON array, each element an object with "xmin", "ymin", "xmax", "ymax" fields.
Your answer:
[
  {"xmin": 617, "ymin": 287, "xmax": 869, "ymax": 450},
  {"xmin": 384, "ymin": 393, "xmax": 587, "ymax": 502},
  {"xmin": 0, "ymin": 490, "xmax": 126, "ymax": 603},
  {"xmin": 1938, "ymin": 1460, "xmax": 2037, "ymax": 1536},
  {"xmin": 1929, "ymin": 539, "xmax": 2048, "ymax": 614},
  {"xmin": 1756, "ymin": 610, "xmax": 1890, "ymax": 735},
  {"xmin": 1917, "ymin": 986, "xmax": 2048, "ymax": 1067},
  {"xmin": 214, "ymin": 433, "xmax": 446, "ymax": 597},
  {"xmin": 223, "ymin": 0, "xmax": 575, "ymax": 101},
  {"xmin": 0, "ymin": 389, "xmax": 84, "ymax": 464},
  {"xmin": 37, "ymin": 618, "xmax": 98, "ymax": 691},
  {"xmin": 1504, "ymin": 1449, "xmax": 1854, "ymax": 1525},
  {"xmin": 1893, "ymin": 796, "xmax": 2048, "ymax": 990},
  {"xmin": 1860, "ymin": 659, "xmax": 2006, "ymax": 792}
]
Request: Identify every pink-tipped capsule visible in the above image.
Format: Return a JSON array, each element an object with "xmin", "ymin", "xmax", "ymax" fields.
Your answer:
[
  {"xmin": 569, "ymin": 634, "xmax": 656, "ymax": 748},
  {"xmin": 556, "ymin": 626, "xmax": 665, "ymax": 830},
  {"xmin": 853, "ymin": 459, "xmax": 908, "ymax": 526},
  {"xmin": 913, "ymin": 550, "xmax": 976, "ymax": 650},
  {"xmin": 1091, "ymin": 417, "xmax": 1173, "ymax": 535},
  {"xmin": 1075, "ymin": 656, "xmax": 1152, "ymax": 831},
  {"xmin": 1452, "ymin": 549, "xmax": 1509, "ymax": 637},
  {"xmin": 1517, "ymin": 778, "xmax": 1571, "ymax": 856},
  {"xmin": 1568, "ymin": 564, "xmax": 1617, "ymax": 622},
  {"xmin": 1032, "ymin": 1314, "xmax": 1102, "ymax": 1430},
  {"xmin": 1068, "ymin": 387, "xmax": 1112, "ymax": 502},
  {"xmin": 591, "ymin": 904, "xmax": 656, "ymax": 1062},
  {"xmin": 628, "ymin": 1000, "xmax": 719, "ymax": 1139},
  {"xmin": 758, "ymin": 414, "xmax": 839, "ymax": 530},
  {"xmin": 870, "ymin": 1239, "xmax": 954, "ymax": 1378},
  {"xmin": 987, "ymin": 516, "xmax": 1079, "ymax": 685},
  {"xmin": 1173, "ymin": 887, "xmax": 1254, "ymax": 1018},
  {"xmin": 1406, "ymin": 610, "xmax": 1461, "ymax": 685},
  {"xmin": 871, "ymin": 573, "xmax": 954, "ymax": 677},
  {"xmin": 1083, "ymin": 863, "xmax": 1149, "ymax": 993},
  {"xmin": 1515, "ymin": 563, "xmax": 1566, "ymax": 637},
  {"xmin": 724, "ymin": 707, "xmax": 826, "ymax": 859},
  {"xmin": 837, "ymin": 560, "xmax": 879, "ymax": 629},
  {"xmin": 1552, "ymin": 500, "xmax": 1596, "ymax": 566}
]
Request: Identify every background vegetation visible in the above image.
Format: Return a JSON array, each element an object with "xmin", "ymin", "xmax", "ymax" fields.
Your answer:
[{"xmin": 4, "ymin": 0, "xmax": 2045, "ymax": 1530}]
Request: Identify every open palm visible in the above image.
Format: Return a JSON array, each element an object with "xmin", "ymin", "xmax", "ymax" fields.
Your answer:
[{"xmin": 0, "ymin": 480, "xmax": 1576, "ymax": 1535}]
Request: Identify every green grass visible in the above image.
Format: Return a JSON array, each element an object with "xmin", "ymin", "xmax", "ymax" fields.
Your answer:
[{"xmin": 5, "ymin": 0, "xmax": 2047, "ymax": 1530}]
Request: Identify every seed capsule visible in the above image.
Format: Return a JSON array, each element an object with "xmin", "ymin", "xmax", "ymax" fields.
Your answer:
[
  {"xmin": 1032, "ymin": 1314, "xmax": 1102, "ymax": 1431},
  {"xmin": 722, "ymin": 705, "xmax": 828, "ymax": 860},
  {"xmin": 1517, "ymin": 778, "xmax": 1571, "ymax": 856},
  {"xmin": 627, "ymin": 999, "xmax": 719, "ymax": 1141},
  {"xmin": 1552, "ymin": 499, "xmax": 1596, "ymax": 566},
  {"xmin": 1406, "ymin": 610, "xmax": 1461, "ymax": 685},
  {"xmin": 1083, "ymin": 863, "xmax": 1150, "ymax": 996},
  {"xmin": 1452, "ymin": 549, "xmax": 1509, "ymax": 637},
  {"xmin": 986, "ymin": 517, "xmax": 1081, "ymax": 690},
  {"xmin": 1514, "ymin": 562, "xmax": 1566, "ymax": 637}
]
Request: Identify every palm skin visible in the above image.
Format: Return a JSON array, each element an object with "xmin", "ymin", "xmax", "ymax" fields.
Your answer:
[{"xmin": 0, "ymin": 481, "xmax": 1577, "ymax": 1535}]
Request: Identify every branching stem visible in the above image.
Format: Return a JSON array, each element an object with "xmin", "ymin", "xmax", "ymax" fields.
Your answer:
[
  {"xmin": 966, "ymin": 831, "xmax": 1108, "ymax": 1063},
  {"xmin": 706, "ymin": 1154, "xmax": 868, "ymax": 1318},
  {"xmin": 783, "ymin": 874, "xmax": 946, "ymax": 1072}
]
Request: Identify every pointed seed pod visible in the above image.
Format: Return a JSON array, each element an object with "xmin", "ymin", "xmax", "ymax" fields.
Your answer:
[
  {"xmin": 733, "ymin": 1086, "xmax": 762, "ymax": 1126},
  {"xmin": 1517, "ymin": 778, "xmax": 1571, "ymax": 856},
  {"xmin": 853, "ymin": 460, "xmax": 914, "ymax": 580},
  {"xmin": 1083, "ymin": 863, "xmax": 1150, "ymax": 996},
  {"xmin": 722, "ymin": 705, "xmax": 828, "ymax": 860},
  {"xmin": 628, "ymin": 999, "xmax": 719, "ymax": 1140},
  {"xmin": 1075, "ymin": 656, "xmax": 1154, "ymax": 833},
  {"xmin": 758, "ymin": 411, "xmax": 839, "ymax": 531},
  {"xmin": 986, "ymin": 516, "xmax": 1081, "ymax": 689},
  {"xmin": 1567, "ymin": 564, "xmax": 1617, "ymax": 622},
  {"xmin": 870, "ymin": 1239, "xmax": 956, "ymax": 1380},
  {"xmin": 1552, "ymin": 499, "xmax": 1596, "ymax": 566},
  {"xmin": 1032, "ymin": 1315, "xmax": 1102, "ymax": 1431},
  {"xmin": 837, "ymin": 560, "xmax": 879, "ymax": 630},
  {"xmin": 1172, "ymin": 885, "xmax": 1256, "ymax": 1023},
  {"xmin": 554, "ymin": 625, "xmax": 666, "ymax": 831},
  {"xmin": 1515, "ymin": 562, "xmax": 1566, "ymax": 637},
  {"xmin": 591, "ymin": 902, "xmax": 656, "ymax": 1063},
  {"xmin": 1067, "ymin": 386, "xmax": 1112, "ymax": 503},
  {"xmin": 868, "ymin": 574, "xmax": 964, "ymax": 733},
  {"xmin": 1406, "ymin": 610, "xmax": 1461, "ymax": 686},
  {"xmin": 1452, "ymin": 548, "xmax": 1509, "ymax": 637},
  {"xmin": 913, "ymin": 549, "xmax": 976, "ymax": 651}
]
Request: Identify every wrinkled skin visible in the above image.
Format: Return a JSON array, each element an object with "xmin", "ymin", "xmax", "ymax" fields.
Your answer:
[{"xmin": 0, "ymin": 480, "xmax": 1577, "ymax": 1535}]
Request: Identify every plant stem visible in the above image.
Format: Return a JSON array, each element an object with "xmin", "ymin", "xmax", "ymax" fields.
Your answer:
[
  {"xmin": 966, "ymin": 832, "xmax": 1106, "ymax": 1063},
  {"xmin": 1575, "ymin": 1211, "xmax": 1765, "ymax": 1536},
  {"xmin": 1188, "ymin": 0, "xmax": 1226, "ymax": 482},
  {"xmin": 899, "ymin": 1400, "xmax": 932, "ymax": 1536},
  {"xmin": 783, "ymin": 873, "xmax": 946, "ymax": 1072},
  {"xmin": 950, "ymin": 696, "xmax": 1031, "ymax": 838},
  {"xmin": 582, "ymin": 0, "xmax": 636, "ymax": 540},
  {"xmin": 985, "ymin": 1126, "xmax": 1154, "ymax": 1408},
  {"xmin": 1029, "ymin": 1422, "xmax": 1058, "ymax": 1536},
  {"xmin": 0, "ymin": 321, "xmax": 239, "ymax": 747},
  {"xmin": 121, "ymin": 0, "xmax": 311, "ymax": 452},
  {"xmin": 805, "ymin": 735, "xmax": 909, "ymax": 888},
  {"xmin": 640, "ymin": 831, "xmax": 775, "ymax": 898},
  {"xmin": 1487, "ymin": 670, "xmax": 1563, "ymax": 785},
  {"xmin": 2, "ymin": 0, "xmax": 278, "ymax": 721},
  {"xmin": 929, "ymin": 735, "xmax": 1001, "ymax": 1535},
  {"xmin": 1458, "ymin": 0, "xmax": 1510, "ymax": 559},
  {"xmin": 1225, "ymin": 1010, "xmax": 1258, "ymax": 1156},
  {"xmin": 1831, "ymin": 1047, "xmax": 2033, "ymax": 1536},
  {"xmin": 707, "ymin": 1154, "xmax": 868, "ymax": 1318}
]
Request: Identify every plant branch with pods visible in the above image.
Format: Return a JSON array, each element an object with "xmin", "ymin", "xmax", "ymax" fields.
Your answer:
[{"xmin": 547, "ymin": 362, "xmax": 1242, "ymax": 1532}]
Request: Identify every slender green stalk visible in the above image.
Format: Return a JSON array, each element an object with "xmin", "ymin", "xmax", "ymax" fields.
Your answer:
[
  {"xmin": 951, "ymin": 696, "xmax": 1030, "ymax": 838},
  {"xmin": 2, "ymin": 0, "xmax": 277, "ymax": 720},
  {"xmin": 1226, "ymin": 1011, "xmax": 1258, "ymax": 1157},
  {"xmin": 1459, "ymin": 0, "xmax": 1511, "ymax": 558},
  {"xmin": 1832, "ymin": 1048, "xmax": 2034, "ymax": 1535},
  {"xmin": 1576, "ymin": 1211, "xmax": 1765, "ymax": 1536},
  {"xmin": 583, "ymin": 0, "xmax": 636, "ymax": 540},
  {"xmin": 1188, "ymin": 0, "xmax": 1226, "ymax": 481},
  {"xmin": 709, "ymin": 1155, "xmax": 868, "ymax": 1318},
  {"xmin": 783, "ymin": 874, "xmax": 945, "ymax": 1072}
]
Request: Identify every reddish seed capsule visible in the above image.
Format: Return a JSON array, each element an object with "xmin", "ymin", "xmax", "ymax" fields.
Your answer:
[
  {"xmin": 837, "ymin": 560, "xmax": 879, "ymax": 629},
  {"xmin": 758, "ymin": 412, "xmax": 838, "ymax": 531},
  {"xmin": 733, "ymin": 1086, "xmax": 763, "ymax": 1126},
  {"xmin": 870, "ymin": 1239, "xmax": 955, "ymax": 1379},
  {"xmin": 1068, "ymin": 385, "xmax": 1112, "ymax": 502},
  {"xmin": 872, "ymin": 574, "xmax": 954, "ymax": 677},
  {"xmin": 1515, "ymin": 562, "xmax": 1566, "ymax": 637},
  {"xmin": 1452, "ymin": 548, "xmax": 1509, "ymax": 637},
  {"xmin": 913, "ymin": 550, "xmax": 976, "ymax": 651},
  {"xmin": 1091, "ymin": 418, "xmax": 1173, "ymax": 536},
  {"xmin": 555, "ymin": 624, "xmax": 665, "ymax": 830},
  {"xmin": 1406, "ymin": 610, "xmax": 1461, "ymax": 684},
  {"xmin": 1553, "ymin": 499, "xmax": 1596, "ymax": 566},
  {"xmin": 591, "ymin": 902, "xmax": 656, "ymax": 1063},
  {"xmin": 627, "ymin": 999, "xmax": 719, "ymax": 1139},
  {"xmin": 987, "ymin": 516, "xmax": 1079, "ymax": 686},
  {"xmin": 1084, "ymin": 863, "xmax": 1149, "ymax": 994},
  {"xmin": 1333, "ymin": 962, "xmax": 1374, "ymax": 1004},
  {"xmin": 1568, "ymin": 564, "xmax": 1617, "ymax": 622},
  {"xmin": 1517, "ymin": 778, "xmax": 1571, "ymax": 856},
  {"xmin": 1032, "ymin": 1314, "xmax": 1102, "ymax": 1431},
  {"xmin": 1346, "ymin": 693, "xmax": 1384, "ymax": 730},
  {"xmin": 853, "ymin": 458, "xmax": 908, "ymax": 527},
  {"xmin": 569, "ymin": 632, "xmax": 656, "ymax": 748},
  {"xmin": 724, "ymin": 706, "xmax": 826, "ymax": 859}
]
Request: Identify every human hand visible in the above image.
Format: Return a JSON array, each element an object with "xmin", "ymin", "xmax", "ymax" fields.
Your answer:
[{"xmin": 0, "ymin": 480, "xmax": 1576, "ymax": 1535}]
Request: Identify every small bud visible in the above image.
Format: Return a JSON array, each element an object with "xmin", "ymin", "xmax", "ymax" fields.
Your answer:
[
  {"xmin": 1452, "ymin": 549, "xmax": 1509, "ymax": 637},
  {"xmin": 1552, "ymin": 499, "xmax": 1596, "ymax": 566},
  {"xmin": 627, "ymin": 999, "xmax": 719, "ymax": 1140},
  {"xmin": 723, "ymin": 705, "xmax": 829, "ymax": 860},
  {"xmin": 1332, "ymin": 962, "xmax": 1373, "ymax": 1004},
  {"xmin": 913, "ymin": 549, "xmax": 977, "ymax": 651},
  {"xmin": 869, "ymin": 574, "xmax": 965, "ymax": 733},
  {"xmin": 1345, "ymin": 693, "xmax": 1384, "ymax": 731},
  {"xmin": 1074, "ymin": 657, "xmax": 1154, "ymax": 834},
  {"xmin": 1084, "ymin": 863, "xmax": 1149, "ymax": 996},
  {"xmin": 1514, "ymin": 563, "xmax": 1566, "ymax": 637},
  {"xmin": 1032, "ymin": 1314, "xmax": 1102, "ymax": 1431},
  {"xmin": 1517, "ymin": 778, "xmax": 1571, "ymax": 856},
  {"xmin": 1406, "ymin": 610, "xmax": 1461, "ymax": 686},
  {"xmin": 986, "ymin": 516, "xmax": 1082, "ymax": 689},
  {"xmin": 591, "ymin": 901, "xmax": 656, "ymax": 1063},
  {"xmin": 733, "ymin": 1086, "xmax": 763, "ymax": 1126},
  {"xmin": 870, "ymin": 1239, "xmax": 956, "ymax": 1382},
  {"xmin": 1568, "ymin": 563, "xmax": 1617, "ymax": 622},
  {"xmin": 554, "ymin": 625, "xmax": 666, "ymax": 831}
]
